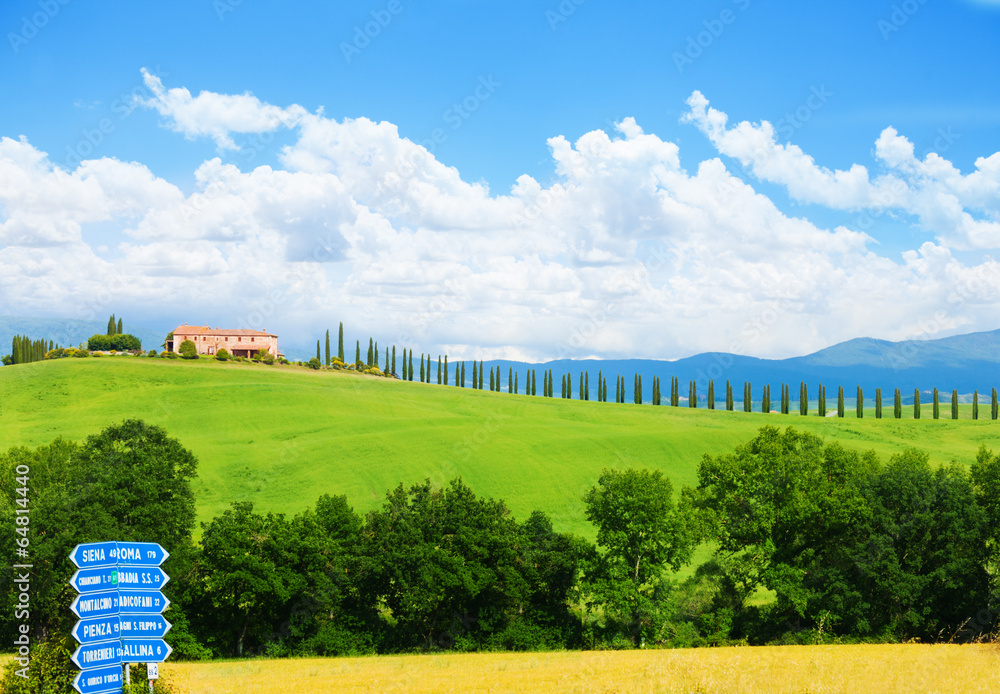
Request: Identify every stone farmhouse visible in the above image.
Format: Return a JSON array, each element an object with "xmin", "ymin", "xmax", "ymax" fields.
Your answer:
[{"xmin": 168, "ymin": 325, "xmax": 280, "ymax": 359}]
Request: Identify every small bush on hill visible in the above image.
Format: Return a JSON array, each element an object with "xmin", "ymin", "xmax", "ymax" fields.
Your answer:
[
  {"xmin": 71, "ymin": 349, "xmax": 89, "ymax": 358},
  {"xmin": 178, "ymin": 340, "xmax": 198, "ymax": 359},
  {"xmin": 307, "ymin": 357, "xmax": 321, "ymax": 370},
  {"xmin": 147, "ymin": 350, "xmax": 158, "ymax": 357},
  {"xmin": 215, "ymin": 348, "xmax": 230, "ymax": 361}
]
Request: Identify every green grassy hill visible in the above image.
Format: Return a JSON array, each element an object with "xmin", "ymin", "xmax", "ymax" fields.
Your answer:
[{"xmin": 1, "ymin": 357, "xmax": 997, "ymax": 540}]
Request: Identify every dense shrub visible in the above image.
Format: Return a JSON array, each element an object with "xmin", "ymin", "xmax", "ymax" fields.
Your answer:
[
  {"xmin": 178, "ymin": 340, "xmax": 198, "ymax": 359},
  {"xmin": 307, "ymin": 357, "xmax": 321, "ymax": 370},
  {"xmin": 87, "ymin": 333, "xmax": 142, "ymax": 352},
  {"xmin": 215, "ymin": 348, "xmax": 230, "ymax": 361},
  {"xmin": 147, "ymin": 350, "xmax": 158, "ymax": 357}
]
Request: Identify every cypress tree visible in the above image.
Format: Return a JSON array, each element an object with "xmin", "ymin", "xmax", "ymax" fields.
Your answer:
[
  {"xmin": 480, "ymin": 362, "xmax": 485, "ymax": 390},
  {"xmin": 837, "ymin": 386, "xmax": 844, "ymax": 417},
  {"xmin": 894, "ymin": 388, "xmax": 901, "ymax": 419},
  {"xmin": 316, "ymin": 340, "xmax": 321, "ymax": 363},
  {"xmin": 780, "ymin": 384, "xmax": 788, "ymax": 414},
  {"xmin": 973, "ymin": 390, "xmax": 979, "ymax": 420},
  {"xmin": 419, "ymin": 354, "xmax": 425, "ymax": 382},
  {"xmin": 561, "ymin": 374, "xmax": 566, "ymax": 399},
  {"xmin": 356, "ymin": 340, "xmax": 361, "ymax": 365},
  {"xmin": 762, "ymin": 385, "xmax": 770, "ymax": 413},
  {"xmin": 707, "ymin": 380, "xmax": 715, "ymax": 410},
  {"xmin": 585, "ymin": 373, "xmax": 590, "ymax": 401},
  {"xmin": 385, "ymin": 347, "xmax": 389, "ymax": 374},
  {"xmin": 445, "ymin": 356, "xmax": 449, "ymax": 385},
  {"xmin": 689, "ymin": 381, "xmax": 697, "ymax": 409},
  {"xmin": 402, "ymin": 349, "xmax": 408, "ymax": 380},
  {"xmin": 117, "ymin": 318, "xmax": 122, "ymax": 335},
  {"xmin": 615, "ymin": 377, "xmax": 620, "ymax": 403},
  {"xmin": 933, "ymin": 388, "xmax": 940, "ymax": 419},
  {"xmin": 437, "ymin": 356, "xmax": 442, "ymax": 385},
  {"xmin": 108, "ymin": 315, "xmax": 116, "ymax": 336},
  {"xmin": 818, "ymin": 384, "xmax": 826, "ymax": 417},
  {"xmin": 993, "ymin": 388, "xmax": 998, "ymax": 420},
  {"xmin": 875, "ymin": 387, "xmax": 882, "ymax": 419},
  {"xmin": 856, "ymin": 386, "xmax": 863, "ymax": 418},
  {"xmin": 637, "ymin": 374, "xmax": 642, "ymax": 405},
  {"xmin": 726, "ymin": 380, "xmax": 733, "ymax": 411},
  {"xmin": 509, "ymin": 367, "xmax": 513, "ymax": 394},
  {"xmin": 375, "ymin": 341, "xmax": 379, "ymax": 366},
  {"xmin": 580, "ymin": 372, "xmax": 584, "ymax": 400},
  {"xmin": 914, "ymin": 388, "xmax": 921, "ymax": 419},
  {"xmin": 514, "ymin": 371, "xmax": 518, "ymax": 394},
  {"xmin": 598, "ymin": 371, "xmax": 603, "ymax": 402},
  {"xmin": 532, "ymin": 369, "xmax": 537, "ymax": 396},
  {"xmin": 325, "ymin": 330, "xmax": 331, "ymax": 365},
  {"xmin": 338, "ymin": 323, "xmax": 345, "ymax": 362},
  {"xmin": 392, "ymin": 345, "xmax": 396, "ymax": 375},
  {"xmin": 492, "ymin": 368, "xmax": 497, "ymax": 392},
  {"xmin": 409, "ymin": 351, "xmax": 414, "ymax": 381},
  {"xmin": 472, "ymin": 360, "xmax": 478, "ymax": 389},
  {"xmin": 799, "ymin": 382, "xmax": 808, "ymax": 416},
  {"xmin": 952, "ymin": 389, "xmax": 959, "ymax": 420},
  {"xmin": 368, "ymin": 339, "xmax": 374, "ymax": 366},
  {"xmin": 673, "ymin": 377, "xmax": 681, "ymax": 407},
  {"xmin": 744, "ymin": 382, "xmax": 752, "ymax": 413},
  {"xmin": 460, "ymin": 362, "xmax": 465, "ymax": 387}
]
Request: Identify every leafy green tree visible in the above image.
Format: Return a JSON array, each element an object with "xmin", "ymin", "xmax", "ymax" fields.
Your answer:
[
  {"xmin": 360, "ymin": 479, "xmax": 534, "ymax": 650},
  {"xmin": 338, "ymin": 323, "xmax": 345, "ymax": 362},
  {"xmin": 970, "ymin": 445, "xmax": 1000, "ymax": 576},
  {"xmin": 583, "ymin": 468, "xmax": 694, "ymax": 646},
  {"xmin": 196, "ymin": 502, "xmax": 305, "ymax": 656}
]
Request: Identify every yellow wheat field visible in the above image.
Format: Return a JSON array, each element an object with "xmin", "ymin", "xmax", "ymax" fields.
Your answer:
[{"xmin": 159, "ymin": 644, "xmax": 1000, "ymax": 694}]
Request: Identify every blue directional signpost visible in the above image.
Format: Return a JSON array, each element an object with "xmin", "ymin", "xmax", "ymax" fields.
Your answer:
[{"xmin": 70, "ymin": 541, "xmax": 171, "ymax": 694}]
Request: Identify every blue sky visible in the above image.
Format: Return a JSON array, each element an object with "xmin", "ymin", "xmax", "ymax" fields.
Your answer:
[{"xmin": 1, "ymin": 0, "xmax": 999, "ymax": 360}]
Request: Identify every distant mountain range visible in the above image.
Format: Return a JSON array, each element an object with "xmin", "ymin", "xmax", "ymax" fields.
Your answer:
[{"xmin": 2, "ymin": 316, "xmax": 997, "ymax": 399}]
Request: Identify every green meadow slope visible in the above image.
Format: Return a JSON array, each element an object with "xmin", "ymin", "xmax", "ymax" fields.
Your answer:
[{"xmin": 1, "ymin": 357, "xmax": 998, "ymax": 539}]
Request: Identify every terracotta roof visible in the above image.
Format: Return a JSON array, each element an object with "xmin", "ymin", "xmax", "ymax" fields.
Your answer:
[{"xmin": 173, "ymin": 325, "xmax": 277, "ymax": 337}]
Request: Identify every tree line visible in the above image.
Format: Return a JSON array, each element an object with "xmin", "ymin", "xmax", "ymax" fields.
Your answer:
[{"xmin": 2, "ymin": 421, "xmax": 997, "ymax": 670}]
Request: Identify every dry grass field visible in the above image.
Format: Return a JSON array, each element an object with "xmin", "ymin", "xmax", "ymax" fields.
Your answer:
[{"xmin": 158, "ymin": 644, "xmax": 1000, "ymax": 694}]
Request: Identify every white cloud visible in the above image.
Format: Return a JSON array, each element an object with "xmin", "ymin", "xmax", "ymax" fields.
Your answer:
[
  {"xmin": 681, "ymin": 91, "xmax": 1000, "ymax": 250},
  {"xmin": 137, "ymin": 69, "xmax": 307, "ymax": 150},
  {"xmin": 2, "ymin": 81, "xmax": 1000, "ymax": 360}
]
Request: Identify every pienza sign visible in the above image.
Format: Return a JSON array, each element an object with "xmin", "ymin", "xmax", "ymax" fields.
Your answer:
[{"xmin": 69, "ymin": 542, "xmax": 172, "ymax": 694}]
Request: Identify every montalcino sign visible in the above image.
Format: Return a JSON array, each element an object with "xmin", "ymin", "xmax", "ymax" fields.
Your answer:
[{"xmin": 69, "ymin": 542, "xmax": 171, "ymax": 694}]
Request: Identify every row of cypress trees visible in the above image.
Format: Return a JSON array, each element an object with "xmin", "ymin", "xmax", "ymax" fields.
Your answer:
[
  {"xmin": 6, "ymin": 335, "xmax": 54, "ymax": 365},
  {"xmin": 311, "ymin": 326, "xmax": 997, "ymax": 420}
]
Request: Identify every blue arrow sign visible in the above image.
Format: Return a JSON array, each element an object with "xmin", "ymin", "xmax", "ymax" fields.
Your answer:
[
  {"xmin": 121, "ymin": 638, "xmax": 172, "ymax": 663},
  {"xmin": 71, "ymin": 616, "xmax": 120, "ymax": 645},
  {"xmin": 118, "ymin": 589, "xmax": 169, "ymax": 614},
  {"xmin": 71, "ymin": 640, "xmax": 121, "ymax": 669},
  {"xmin": 71, "ymin": 591, "xmax": 120, "ymax": 620},
  {"xmin": 70, "ymin": 567, "xmax": 120, "ymax": 594},
  {"xmin": 114, "ymin": 542, "xmax": 169, "ymax": 567},
  {"xmin": 119, "ymin": 615, "xmax": 171, "ymax": 639},
  {"xmin": 69, "ymin": 542, "xmax": 119, "ymax": 569},
  {"xmin": 72, "ymin": 663, "xmax": 123, "ymax": 694},
  {"xmin": 114, "ymin": 567, "xmax": 169, "ymax": 590}
]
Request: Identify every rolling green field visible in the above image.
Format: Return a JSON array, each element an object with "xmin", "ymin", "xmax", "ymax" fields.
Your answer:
[{"xmin": 1, "ymin": 357, "xmax": 998, "ymax": 540}]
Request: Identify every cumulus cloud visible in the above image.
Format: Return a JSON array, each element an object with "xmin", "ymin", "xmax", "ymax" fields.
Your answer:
[
  {"xmin": 681, "ymin": 91, "xmax": 1000, "ymax": 249},
  {"xmin": 137, "ymin": 69, "xmax": 307, "ymax": 150},
  {"xmin": 1, "ymin": 77, "xmax": 999, "ymax": 360}
]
